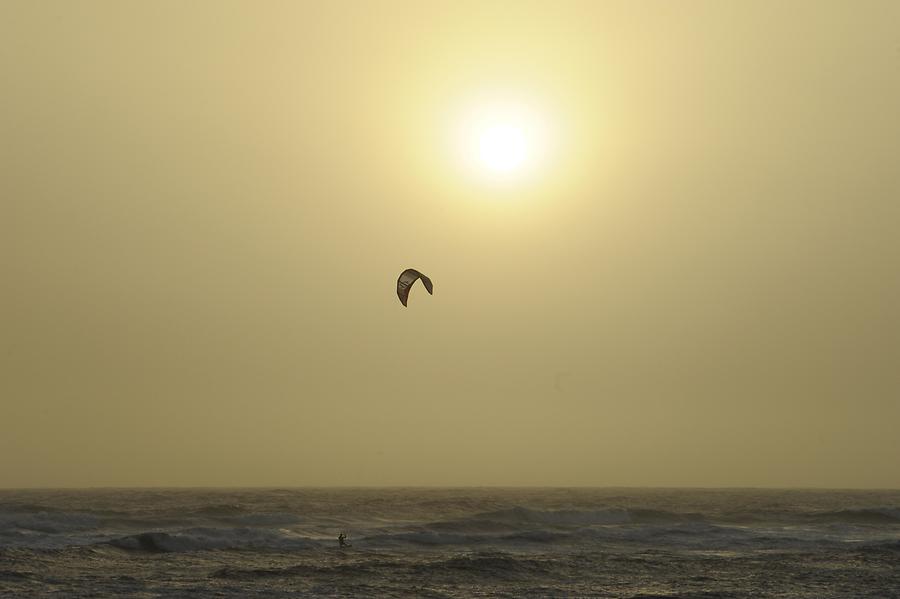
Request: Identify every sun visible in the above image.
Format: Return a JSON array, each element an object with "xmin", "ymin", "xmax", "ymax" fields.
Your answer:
[
  {"xmin": 477, "ymin": 123, "xmax": 528, "ymax": 174},
  {"xmin": 454, "ymin": 97, "xmax": 550, "ymax": 184}
]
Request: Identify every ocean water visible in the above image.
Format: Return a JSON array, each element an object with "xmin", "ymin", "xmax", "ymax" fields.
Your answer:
[{"xmin": 1, "ymin": 488, "xmax": 898, "ymax": 598}]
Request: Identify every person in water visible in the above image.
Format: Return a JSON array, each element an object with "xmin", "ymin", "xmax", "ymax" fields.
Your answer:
[{"xmin": 338, "ymin": 532, "xmax": 350, "ymax": 548}]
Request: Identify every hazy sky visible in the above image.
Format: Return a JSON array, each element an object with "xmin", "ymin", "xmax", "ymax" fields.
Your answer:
[{"xmin": 3, "ymin": 1, "xmax": 899, "ymax": 488}]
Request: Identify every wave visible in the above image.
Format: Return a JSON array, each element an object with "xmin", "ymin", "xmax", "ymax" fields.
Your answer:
[
  {"xmin": 212, "ymin": 552, "xmax": 555, "ymax": 582},
  {"xmin": 362, "ymin": 520, "xmax": 751, "ymax": 549},
  {"xmin": 473, "ymin": 506, "xmax": 632, "ymax": 526},
  {"xmin": 462, "ymin": 505, "xmax": 900, "ymax": 527},
  {"xmin": 0, "ymin": 569, "xmax": 33, "ymax": 581},
  {"xmin": 0, "ymin": 508, "xmax": 302, "ymax": 539},
  {"xmin": 806, "ymin": 508, "xmax": 900, "ymax": 525},
  {"xmin": 104, "ymin": 528, "xmax": 319, "ymax": 553},
  {"xmin": 418, "ymin": 507, "xmax": 632, "ymax": 536},
  {"xmin": 213, "ymin": 559, "xmax": 398, "ymax": 580},
  {"xmin": 411, "ymin": 552, "xmax": 556, "ymax": 580},
  {"xmin": 364, "ymin": 530, "xmax": 480, "ymax": 546},
  {"xmin": 0, "ymin": 512, "xmax": 100, "ymax": 534},
  {"xmin": 188, "ymin": 504, "xmax": 250, "ymax": 517},
  {"xmin": 0, "ymin": 502, "xmax": 130, "ymax": 518},
  {"xmin": 232, "ymin": 513, "xmax": 301, "ymax": 526},
  {"xmin": 424, "ymin": 506, "xmax": 707, "ymax": 535},
  {"xmin": 856, "ymin": 539, "xmax": 900, "ymax": 554},
  {"xmin": 502, "ymin": 529, "xmax": 572, "ymax": 543},
  {"xmin": 0, "ymin": 503, "xmax": 62, "ymax": 514}
]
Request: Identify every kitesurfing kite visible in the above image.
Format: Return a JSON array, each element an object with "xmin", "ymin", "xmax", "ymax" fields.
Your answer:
[{"xmin": 396, "ymin": 268, "xmax": 433, "ymax": 307}]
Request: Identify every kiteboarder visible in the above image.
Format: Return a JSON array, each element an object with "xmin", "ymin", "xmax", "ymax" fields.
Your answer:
[{"xmin": 338, "ymin": 532, "xmax": 350, "ymax": 548}]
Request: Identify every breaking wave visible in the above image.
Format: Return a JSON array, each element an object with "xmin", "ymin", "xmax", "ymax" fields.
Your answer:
[{"xmin": 104, "ymin": 528, "xmax": 318, "ymax": 553}]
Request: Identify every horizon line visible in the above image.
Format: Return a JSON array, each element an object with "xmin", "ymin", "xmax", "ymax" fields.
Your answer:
[{"xmin": 2, "ymin": 484, "xmax": 898, "ymax": 491}]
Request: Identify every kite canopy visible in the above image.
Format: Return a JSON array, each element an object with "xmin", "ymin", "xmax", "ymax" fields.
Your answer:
[{"xmin": 397, "ymin": 268, "xmax": 433, "ymax": 307}]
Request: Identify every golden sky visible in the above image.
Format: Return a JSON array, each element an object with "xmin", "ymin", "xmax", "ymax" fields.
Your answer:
[{"xmin": 2, "ymin": 1, "xmax": 899, "ymax": 488}]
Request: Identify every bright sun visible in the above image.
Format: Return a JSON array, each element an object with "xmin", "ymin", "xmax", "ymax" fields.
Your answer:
[
  {"xmin": 454, "ymin": 97, "xmax": 550, "ymax": 184},
  {"xmin": 478, "ymin": 123, "xmax": 528, "ymax": 174}
]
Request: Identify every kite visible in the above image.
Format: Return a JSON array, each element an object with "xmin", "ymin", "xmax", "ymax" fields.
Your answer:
[{"xmin": 396, "ymin": 268, "xmax": 433, "ymax": 307}]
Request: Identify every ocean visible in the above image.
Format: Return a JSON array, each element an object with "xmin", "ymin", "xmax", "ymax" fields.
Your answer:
[{"xmin": 1, "ymin": 487, "xmax": 898, "ymax": 597}]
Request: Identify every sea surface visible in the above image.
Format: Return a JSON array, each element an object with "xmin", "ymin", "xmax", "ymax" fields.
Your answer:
[{"xmin": 1, "ymin": 488, "xmax": 898, "ymax": 598}]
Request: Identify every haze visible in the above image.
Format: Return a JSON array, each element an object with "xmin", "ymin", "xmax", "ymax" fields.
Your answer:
[{"xmin": 2, "ymin": 1, "xmax": 898, "ymax": 488}]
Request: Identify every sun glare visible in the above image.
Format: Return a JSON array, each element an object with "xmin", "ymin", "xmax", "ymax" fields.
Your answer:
[{"xmin": 454, "ymin": 97, "xmax": 550, "ymax": 184}]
